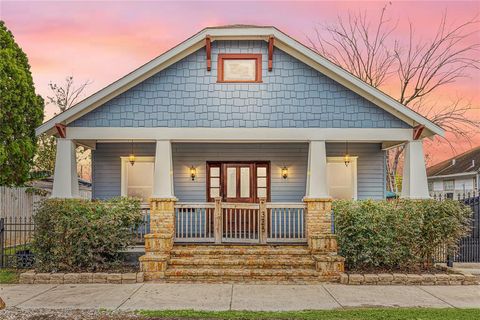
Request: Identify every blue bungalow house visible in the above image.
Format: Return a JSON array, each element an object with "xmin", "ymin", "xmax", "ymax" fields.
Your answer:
[{"xmin": 36, "ymin": 26, "xmax": 443, "ymax": 282}]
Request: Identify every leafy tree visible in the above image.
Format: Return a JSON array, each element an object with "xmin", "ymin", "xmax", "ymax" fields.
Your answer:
[
  {"xmin": 0, "ymin": 21, "xmax": 44, "ymax": 186},
  {"xmin": 34, "ymin": 134, "xmax": 56, "ymax": 174}
]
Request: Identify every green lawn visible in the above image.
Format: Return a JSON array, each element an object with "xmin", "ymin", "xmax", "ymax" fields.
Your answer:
[
  {"xmin": 137, "ymin": 308, "xmax": 480, "ymax": 320},
  {"xmin": 0, "ymin": 269, "xmax": 19, "ymax": 284}
]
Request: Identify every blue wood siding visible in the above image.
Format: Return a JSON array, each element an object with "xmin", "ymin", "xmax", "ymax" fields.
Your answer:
[
  {"xmin": 326, "ymin": 143, "xmax": 386, "ymax": 199},
  {"xmin": 92, "ymin": 142, "xmax": 385, "ymax": 201},
  {"xmin": 91, "ymin": 143, "xmax": 156, "ymax": 200},
  {"xmin": 71, "ymin": 40, "xmax": 409, "ymax": 129},
  {"xmin": 172, "ymin": 143, "xmax": 308, "ymax": 202}
]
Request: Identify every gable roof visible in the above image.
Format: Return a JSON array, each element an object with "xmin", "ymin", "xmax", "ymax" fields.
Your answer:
[
  {"xmin": 427, "ymin": 146, "xmax": 480, "ymax": 177},
  {"xmin": 36, "ymin": 25, "xmax": 444, "ymax": 138}
]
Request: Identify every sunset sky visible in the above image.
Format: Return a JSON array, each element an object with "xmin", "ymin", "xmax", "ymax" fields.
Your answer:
[{"xmin": 1, "ymin": 0, "xmax": 479, "ymax": 165}]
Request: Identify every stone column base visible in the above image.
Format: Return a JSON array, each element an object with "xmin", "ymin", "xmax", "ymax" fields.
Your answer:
[
  {"xmin": 312, "ymin": 254, "xmax": 345, "ymax": 280},
  {"xmin": 140, "ymin": 197, "xmax": 177, "ymax": 281},
  {"xmin": 139, "ymin": 254, "xmax": 170, "ymax": 281},
  {"xmin": 309, "ymin": 234, "xmax": 338, "ymax": 254},
  {"xmin": 144, "ymin": 234, "xmax": 174, "ymax": 253}
]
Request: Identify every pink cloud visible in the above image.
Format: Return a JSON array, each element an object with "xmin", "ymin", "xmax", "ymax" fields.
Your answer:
[{"xmin": 2, "ymin": 1, "xmax": 479, "ymax": 165}]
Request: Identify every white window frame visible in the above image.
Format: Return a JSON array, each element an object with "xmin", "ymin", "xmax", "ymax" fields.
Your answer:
[
  {"xmin": 327, "ymin": 156, "xmax": 358, "ymax": 200},
  {"xmin": 120, "ymin": 156, "xmax": 155, "ymax": 200},
  {"xmin": 443, "ymin": 179, "xmax": 455, "ymax": 192}
]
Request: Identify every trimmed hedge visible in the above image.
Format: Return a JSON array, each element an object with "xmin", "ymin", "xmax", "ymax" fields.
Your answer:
[
  {"xmin": 333, "ymin": 199, "xmax": 472, "ymax": 271},
  {"xmin": 33, "ymin": 197, "xmax": 142, "ymax": 272}
]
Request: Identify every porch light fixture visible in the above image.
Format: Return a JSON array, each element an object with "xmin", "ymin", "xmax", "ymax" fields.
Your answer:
[
  {"xmin": 190, "ymin": 166, "xmax": 197, "ymax": 181},
  {"xmin": 281, "ymin": 166, "xmax": 288, "ymax": 179},
  {"xmin": 129, "ymin": 140, "xmax": 136, "ymax": 166},
  {"xmin": 344, "ymin": 141, "xmax": 350, "ymax": 167}
]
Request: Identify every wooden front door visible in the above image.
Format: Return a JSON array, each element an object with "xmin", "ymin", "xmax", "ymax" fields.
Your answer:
[
  {"xmin": 224, "ymin": 163, "xmax": 254, "ymax": 203},
  {"xmin": 207, "ymin": 161, "xmax": 269, "ymax": 242},
  {"xmin": 206, "ymin": 162, "xmax": 270, "ymax": 203}
]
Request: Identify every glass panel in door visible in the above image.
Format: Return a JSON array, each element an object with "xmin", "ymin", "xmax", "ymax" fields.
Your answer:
[{"xmin": 226, "ymin": 167, "xmax": 237, "ymax": 198}]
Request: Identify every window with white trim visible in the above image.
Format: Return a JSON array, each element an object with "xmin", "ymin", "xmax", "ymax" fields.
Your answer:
[
  {"xmin": 121, "ymin": 156, "xmax": 154, "ymax": 202},
  {"xmin": 327, "ymin": 157, "xmax": 358, "ymax": 200},
  {"xmin": 443, "ymin": 179, "xmax": 454, "ymax": 191}
]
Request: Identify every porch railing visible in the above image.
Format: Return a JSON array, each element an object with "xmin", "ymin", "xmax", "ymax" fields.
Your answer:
[
  {"xmin": 132, "ymin": 205, "xmax": 151, "ymax": 244},
  {"xmin": 175, "ymin": 203, "xmax": 215, "ymax": 242},
  {"xmin": 267, "ymin": 203, "xmax": 306, "ymax": 242},
  {"xmin": 173, "ymin": 199, "xmax": 306, "ymax": 244},
  {"xmin": 222, "ymin": 202, "xmax": 260, "ymax": 243}
]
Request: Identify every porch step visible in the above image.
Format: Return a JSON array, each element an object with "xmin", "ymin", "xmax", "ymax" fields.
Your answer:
[
  {"xmin": 169, "ymin": 257, "xmax": 316, "ymax": 269},
  {"xmin": 164, "ymin": 268, "xmax": 321, "ymax": 284},
  {"xmin": 171, "ymin": 245, "xmax": 311, "ymax": 257},
  {"xmin": 165, "ymin": 245, "xmax": 322, "ymax": 283}
]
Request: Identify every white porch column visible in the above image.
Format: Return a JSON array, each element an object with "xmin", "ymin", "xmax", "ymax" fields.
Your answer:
[
  {"xmin": 401, "ymin": 140, "xmax": 430, "ymax": 199},
  {"xmin": 52, "ymin": 138, "xmax": 79, "ymax": 198},
  {"xmin": 152, "ymin": 140, "xmax": 175, "ymax": 199},
  {"xmin": 305, "ymin": 140, "xmax": 330, "ymax": 198}
]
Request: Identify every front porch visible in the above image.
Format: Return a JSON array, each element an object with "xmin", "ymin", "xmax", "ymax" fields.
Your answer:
[
  {"xmin": 140, "ymin": 196, "xmax": 341, "ymax": 282},
  {"xmin": 50, "ymin": 132, "xmax": 431, "ymax": 281}
]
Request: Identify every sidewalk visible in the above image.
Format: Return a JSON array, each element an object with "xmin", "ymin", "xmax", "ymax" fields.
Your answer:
[{"xmin": 0, "ymin": 283, "xmax": 479, "ymax": 311}]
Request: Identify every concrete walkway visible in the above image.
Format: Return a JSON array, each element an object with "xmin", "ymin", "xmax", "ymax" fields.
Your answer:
[{"xmin": 0, "ymin": 283, "xmax": 479, "ymax": 311}]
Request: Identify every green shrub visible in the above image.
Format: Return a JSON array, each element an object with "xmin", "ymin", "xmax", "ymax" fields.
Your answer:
[
  {"xmin": 33, "ymin": 197, "xmax": 142, "ymax": 272},
  {"xmin": 333, "ymin": 199, "xmax": 472, "ymax": 271}
]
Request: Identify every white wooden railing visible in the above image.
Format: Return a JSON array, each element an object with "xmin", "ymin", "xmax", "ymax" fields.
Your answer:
[
  {"xmin": 222, "ymin": 202, "xmax": 260, "ymax": 243},
  {"xmin": 267, "ymin": 203, "xmax": 306, "ymax": 242},
  {"xmin": 173, "ymin": 198, "xmax": 306, "ymax": 244},
  {"xmin": 174, "ymin": 203, "xmax": 215, "ymax": 242}
]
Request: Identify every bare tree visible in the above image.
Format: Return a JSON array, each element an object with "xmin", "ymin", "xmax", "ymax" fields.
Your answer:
[
  {"xmin": 47, "ymin": 76, "xmax": 92, "ymax": 114},
  {"xmin": 309, "ymin": 7, "xmax": 480, "ymax": 193},
  {"xmin": 35, "ymin": 76, "xmax": 92, "ymax": 179}
]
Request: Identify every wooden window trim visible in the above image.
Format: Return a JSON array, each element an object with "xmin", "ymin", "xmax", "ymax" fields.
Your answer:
[
  {"xmin": 206, "ymin": 162, "xmax": 222, "ymax": 202},
  {"xmin": 217, "ymin": 54, "xmax": 262, "ymax": 83}
]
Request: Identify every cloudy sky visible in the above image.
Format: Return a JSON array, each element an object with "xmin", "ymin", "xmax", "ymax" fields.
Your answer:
[{"xmin": 1, "ymin": 0, "xmax": 479, "ymax": 164}]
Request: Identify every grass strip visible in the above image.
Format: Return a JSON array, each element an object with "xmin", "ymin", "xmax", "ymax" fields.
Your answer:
[
  {"xmin": 137, "ymin": 308, "xmax": 480, "ymax": 320},
  {"xmin": 0, "ymin": 269, "xmax": 19, "ymax": 284}
]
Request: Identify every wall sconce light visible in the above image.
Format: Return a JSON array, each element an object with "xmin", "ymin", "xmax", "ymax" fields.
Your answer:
[
  {"xmin": 344, "ymin": 141, "xmax": 350, "ymax": 167},
  {"xmin": 281, "ymin": 166, "xmax": 288, "ymax": 179},
  {"xmin": 190, "ymin": 166, "xmax": 197, "ymax": 181},
  {"xmin": 129, "ymin": 140, "xmax": 136, "ymax": 166}
]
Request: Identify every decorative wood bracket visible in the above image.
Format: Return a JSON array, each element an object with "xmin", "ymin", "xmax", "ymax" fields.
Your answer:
[
  {"xmin": 55, "ymin": 123, "xmax": 66, "ymax": 138},
  {"xmin": 206, "ymin": 36, "xmax": 211, "ymax": 71},
  {"xmin": 268, "ymin": 36, "xmax": 274, "ymax": 71},
  {"xmin": 413, "ymin": 124, "xmax": 425, "ymax": 140}
]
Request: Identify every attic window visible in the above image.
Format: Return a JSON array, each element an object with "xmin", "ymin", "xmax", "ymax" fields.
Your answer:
[{"xmin": 218, "ymin": 54, "xmax": 262, "ymax": 83}]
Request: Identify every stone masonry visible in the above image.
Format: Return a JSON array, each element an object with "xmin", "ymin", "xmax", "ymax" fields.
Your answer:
[
  {"xmin": 139, "ymin": 197, "xmax": 345, "ymax": 283},
  {"xmin": 303, "ymin": 198, "xmax": 345, "ymax": 280},
  {"xmin": 139, "ymin": 197, "xmax": 176, "ymax": 281}
]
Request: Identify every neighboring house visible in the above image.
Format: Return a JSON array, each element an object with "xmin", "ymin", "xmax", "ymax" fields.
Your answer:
[
  {"xmin": 28, "ymin": 177, "xmax": 92, "ymax": 199},
  {"xmin": 35, "ymin": 26, "xmax": 443, "ymax": 281},
  {"xmin": 427, "ymin": 146, "xmax": 480, "ymax": 199}
]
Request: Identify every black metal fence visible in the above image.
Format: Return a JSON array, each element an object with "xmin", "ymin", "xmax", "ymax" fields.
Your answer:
[
  {"xmin": 433, "ymin": 194, "xmax": 480, "ymax": 264},
  {"xmin": 0, "ymin": 217, "xmax": 35, "ymax": 269}
]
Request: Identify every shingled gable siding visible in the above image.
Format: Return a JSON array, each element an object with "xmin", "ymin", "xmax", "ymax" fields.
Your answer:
[
  {"xmin": 91, "ymin": 142, "xmax": 386, "ymax": 201},
  {"xmin": 70, "ymin": 40, "xmax": 410, "ymax": 129}
]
